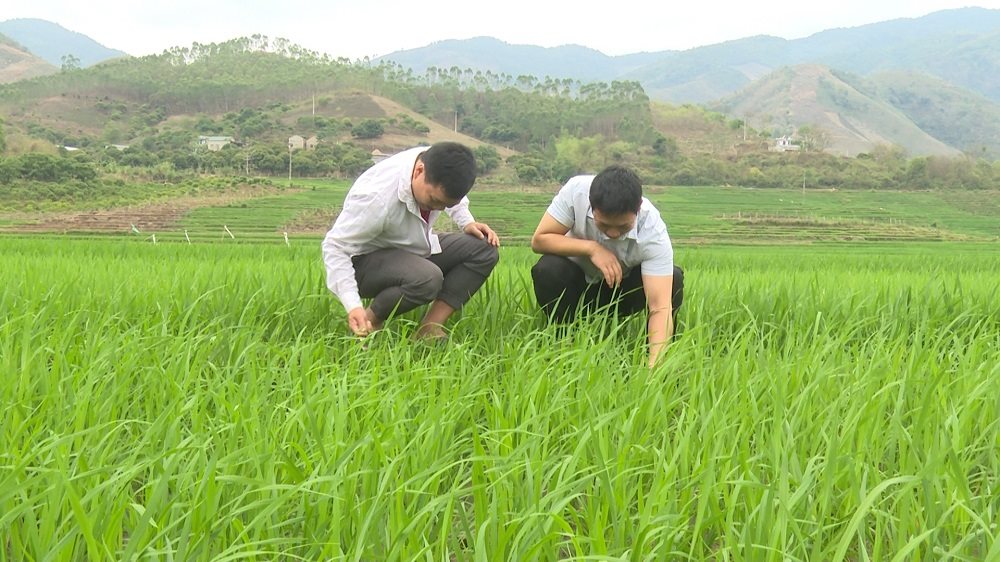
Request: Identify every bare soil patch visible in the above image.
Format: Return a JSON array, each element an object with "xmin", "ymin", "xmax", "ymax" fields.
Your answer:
[{"xmin": 5, "ymin": 186, "xmax": 292, "ymax": 234}]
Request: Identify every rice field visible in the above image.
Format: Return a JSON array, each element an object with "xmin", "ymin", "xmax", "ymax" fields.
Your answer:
[
  {"xmin": 4, "ymin": 180, "xmax": 1000, "ymax": 245},
  {"xmin": 2, "ymin": 237, "xmax": 998, "ymax": 561}
]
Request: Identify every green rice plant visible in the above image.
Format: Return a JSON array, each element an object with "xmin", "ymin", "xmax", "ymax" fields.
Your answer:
[{"xmin": 1, "ymin": 239, "xmax": 997, "ymax": 561}]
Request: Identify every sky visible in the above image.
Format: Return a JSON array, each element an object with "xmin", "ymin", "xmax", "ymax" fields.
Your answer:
[{"xmin": 3, "ymin": 0, "xmax": 999, "ymax": 60}]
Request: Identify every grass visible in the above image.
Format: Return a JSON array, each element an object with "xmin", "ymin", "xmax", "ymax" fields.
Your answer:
[{"xmin": 2, "ymin": 238, "xmax": 998, "ymax": 560}]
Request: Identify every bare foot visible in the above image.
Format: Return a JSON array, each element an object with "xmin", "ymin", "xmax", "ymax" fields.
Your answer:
[{"xmin": 414, "ymin": 323, "xmax": 448, "ymax": 342}]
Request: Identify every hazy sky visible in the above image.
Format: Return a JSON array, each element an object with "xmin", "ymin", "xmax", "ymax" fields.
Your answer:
[{"xmin": 4, "ymin": 0, "xmax": 998, "ymax": 59}]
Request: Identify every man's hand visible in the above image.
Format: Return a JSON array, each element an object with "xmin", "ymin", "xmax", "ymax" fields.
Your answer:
[
  {"xmin": 347, "ymin": 307, "xmax": 375, "ymax": 336},
  {"xmin": 464, "ymin": 222, "xmax": 500, "ymax": 247},
  {"xmin": 589, "ymin": 242, "xmax": 622, "ymax": 287}
]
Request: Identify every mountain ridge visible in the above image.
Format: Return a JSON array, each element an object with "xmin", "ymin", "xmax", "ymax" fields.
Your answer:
[
  {"xmin": 0, "ymin": 18, "xmax": 128, "ymax": 68},
  {"xmin": 380, "ymin": 7, "xmax": 1000, "ymax": 104}
]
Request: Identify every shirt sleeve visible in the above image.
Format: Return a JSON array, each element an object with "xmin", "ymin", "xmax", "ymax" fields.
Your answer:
[
  {"xmin": 640, "ymin": 219, "xmax": 674, "ymax": 277},
  {"xmin": 321, "ymin": 192, "xmax": 386, "ymax": 313},
  {"xmin": 545, "ymin": 179, "xmax": 578, "ymax": 227},
  {"xmin": 444, "ymin": 196, "xmax": 474, "ymax": 229}
]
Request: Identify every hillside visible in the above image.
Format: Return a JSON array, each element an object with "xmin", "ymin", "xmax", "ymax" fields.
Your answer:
[
  {"xmin": 382, "ymin": 8, "xmax": 1000, "ymax": 105},
  {"xmin": 868, "ymin": 71, "xmax": 1000, "ymax": 158},
  {"xmin": 919, "ymin": 30, "xmax": 1000, "ymax": 105},
  {"xmin": 0, "ymin": 33, "xmax": 56, "ymax": 83},
  {"xmin": 0, "ymin": 36, "xmax": 657, "ymax": 162},
  {"xmin": 622, "ymin": 36, "xmax": 793, "ymax": 103},
  {"xmin": 0, "ymin": 18, "xmax": 127, "ymax": 68},
  {"xmin": 712, "ymin": 65, "xmax": 961, "ymax": 157},
  {"xmin": 2, "ymin": 86, "xmax": 513, "ymax": 156}
]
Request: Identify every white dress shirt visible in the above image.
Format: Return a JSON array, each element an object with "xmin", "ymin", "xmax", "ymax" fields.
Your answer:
[
  {"xmin": 322, "ymin": 147, "xmax": 476, "ymax": 313},
  {"xmin": 547, "ymin": 174, "xmax": 673, "ymax": 284}
]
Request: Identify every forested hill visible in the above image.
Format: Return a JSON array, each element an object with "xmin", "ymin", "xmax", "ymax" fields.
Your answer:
[{"xmin": 0, "ymin": 35, "xmax": 658, "ymax": 154}]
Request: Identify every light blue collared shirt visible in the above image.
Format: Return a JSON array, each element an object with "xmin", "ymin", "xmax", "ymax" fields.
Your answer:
[{"xmin": 546, "ymin": 174, "xmax": 673, "ymax": 284}]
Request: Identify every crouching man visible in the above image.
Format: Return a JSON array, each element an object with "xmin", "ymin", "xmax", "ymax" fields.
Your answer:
[
  {"xmin": 530, "ymin": 165, "xmax": 684, "ymax": 367},
  {"xmin": 322, "ymin": 142, "xmax": 500, "ymax": 341}
]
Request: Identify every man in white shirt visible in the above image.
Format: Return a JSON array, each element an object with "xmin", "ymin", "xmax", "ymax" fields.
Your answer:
[
  {"xmin": 530, "ymin": 165, "xmax": 684, "ymax": 367},
  {"xmin": 322, "ymin": 142, "xmax": 500, "ymax": 340}
]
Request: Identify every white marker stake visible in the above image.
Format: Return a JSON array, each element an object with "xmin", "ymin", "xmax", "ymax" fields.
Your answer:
[
  {"xmin": 131, "ymin": 223, "xmax": 140, "ymax": 235},
  {"xmin": 224, "ymin": 225, "xmax": 235, "ymax": 239},
  {"xmin": 284, "ymin": 232, "xmax": 290, "ymax": 246},
  {"xmin": 184, "ymin": 230, "xmax": 191, "ymax": 244},
  {"xmin": 151, "ymin": 234, "xmax": 157, "ymax": 245}
]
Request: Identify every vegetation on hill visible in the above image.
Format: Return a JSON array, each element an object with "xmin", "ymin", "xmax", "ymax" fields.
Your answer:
[
  {"xmin": 711, "ymin": 65, "xmax": 961, "ymax": 157},
  {"xmin": 868, "ymin": 71, "xmax": 1000, "ymax": 159},
  {"xmin": 375, "ymin": 9, "xmax": 1000, "ymax": 157},
  {"xmin": 0, "ymin": 36, "xmax": 998, "ymax": 192}
]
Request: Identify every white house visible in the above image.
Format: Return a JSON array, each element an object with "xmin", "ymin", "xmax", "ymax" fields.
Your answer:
[
  {"xmin": 288, "ymin": 135, "xmax": 305, "ymax": 151},
  {"xmin": 198, "ymin": 136, "xmax": 234, "ymax": 151},
  {"xmin": 770, "ymin": 136, "xmax": 800, "ymax": 152},
  {"xmin": 371, "ymin": 148, "xmax": 391, "ymax": 164}
]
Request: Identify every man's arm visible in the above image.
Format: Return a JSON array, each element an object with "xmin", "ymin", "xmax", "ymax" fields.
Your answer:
[
  {"xmin": 531, "ymin": 212, "xmax": 622, "ymax": 287},
  {"xmin": 444, "ymin": 196, "xmax": 475, "ymax": 229},
  {"xmin": 446, "ymin": 196, "xmax": 500, "ymax": 246},
  {"xmin": 643, "ymin": 274, "xmax": 674, "ymax": 368},
  {"xmin": 321, "ymin": 196, "xmax": 385, "ymax": 334}
]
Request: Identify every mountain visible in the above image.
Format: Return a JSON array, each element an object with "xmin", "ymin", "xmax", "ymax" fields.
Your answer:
[
  {"xmin": 623, "ymin": 35, "xmax": 792, "ymax": 102},
  {"xmin": 867, "ymin": 71, "xmax": 1000, "ymax": 158},
  {"xmin": 381, "ymin": 36, "xmax": 664, "ymax": 83},
  {"xmin": 712, "ymin": 64, "xmax": 961, "ymax": 157},
  {"xmin": 0, "ymin": 18, "xmax": 127, "ymax": 68},
  {"xmin": 0, "ymin": 33, "xmax": 57, "ymax": 83},
  {"xmin": 380, "ymin": 8, "xmax": 1000, "ymax": 104}
]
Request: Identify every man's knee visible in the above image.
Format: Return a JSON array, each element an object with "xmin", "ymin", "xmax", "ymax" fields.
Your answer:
[
  {"xmin": 405, "ymin": 264, "xmax": 444, "ymax": 304},
  {"xmin": 476, "ymin": 243, "xmax": 500, "ymax": 272},
  {"xmin": 451, "ymin": 235, "xmax": 500, "ymax": 276},
  {"xmin": 531, "ymin": 254, "xmax": 571, "ymax": 286}
]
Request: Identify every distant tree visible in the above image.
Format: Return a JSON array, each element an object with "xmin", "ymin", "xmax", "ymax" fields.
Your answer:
[
  {"xmin": 60, "ymin": 54, "xmax": 81, "ymax": 72},
  {"xmin": 473, "ymin": 145, "xmax": 500, "ymax": 174},
  {"xmin": 797, "ymin": 125, "xmax": 832, "ymax": 152},
  {"xmin": 652, "ymin": 134, "xmax": 679, "ymax": 159},
  {"xmin": 905, "ymin": 157, "xmax": 931, "ymax": 189},
  {"xmin": 351, "ymin": 119, "xmax": 384, "ymax": 139}
]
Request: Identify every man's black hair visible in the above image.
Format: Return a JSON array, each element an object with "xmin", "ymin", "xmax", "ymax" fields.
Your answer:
[
  {"xmin": 420, "ymin": 142, "xmax": 477, "ymax": 199},
  {"xmin": 589, "ymin": 165, "xmax": 642, "ymax": 215}
]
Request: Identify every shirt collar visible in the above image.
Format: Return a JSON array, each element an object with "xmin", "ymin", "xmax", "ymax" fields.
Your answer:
[{"xmin": 396, "ymin": 150, "xmax": 426, "ymax": 216}]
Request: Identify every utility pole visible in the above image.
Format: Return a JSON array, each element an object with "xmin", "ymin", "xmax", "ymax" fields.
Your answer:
[{"xmin": 288, "ymin": 142, "xmax": 293, "ymax": 187}]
